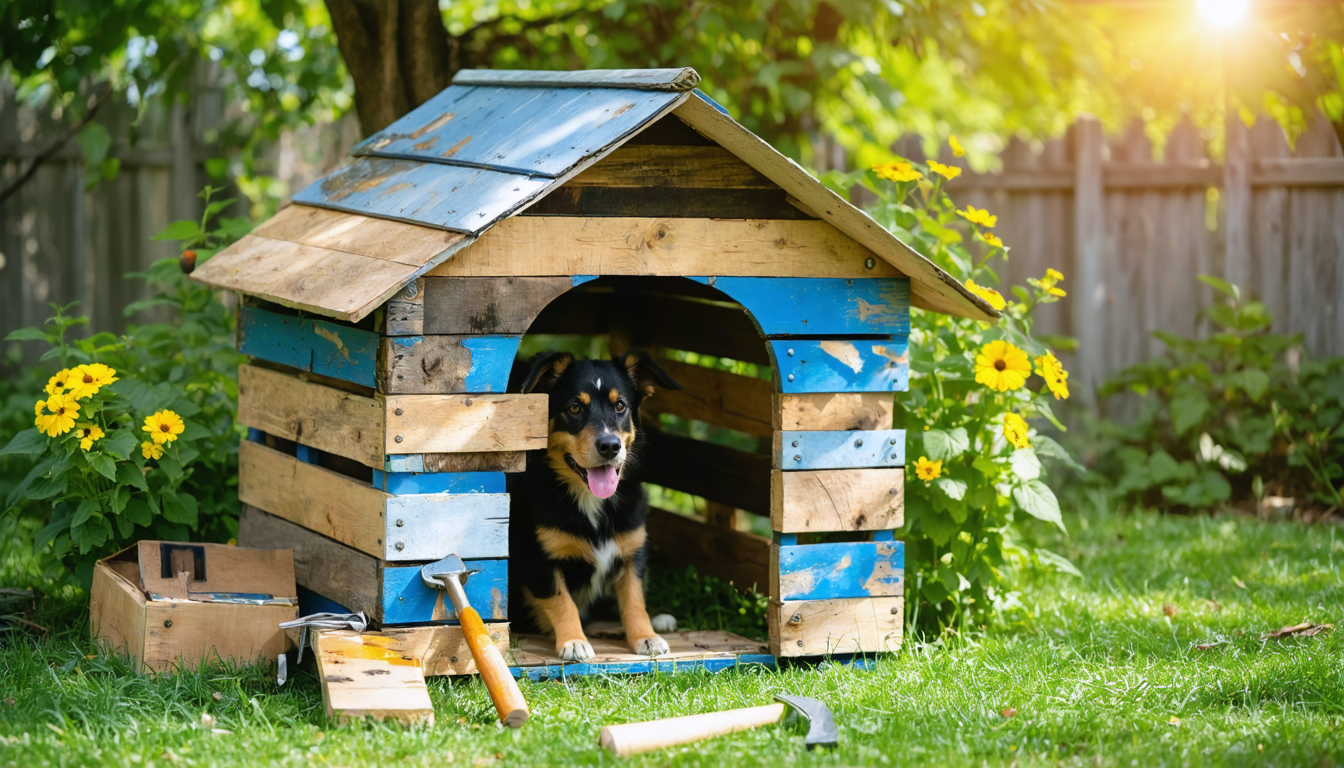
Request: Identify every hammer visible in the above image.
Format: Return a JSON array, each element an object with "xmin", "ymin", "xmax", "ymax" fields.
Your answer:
[
  {"xmin": 598, "ymin": 694, "xmax": 837, "ymax": 756},
  {"xmin": 421, "ymin": 555, "xmax": 528, "ymax": 727}
]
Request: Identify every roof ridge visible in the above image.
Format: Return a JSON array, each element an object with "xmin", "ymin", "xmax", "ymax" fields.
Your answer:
[{"xmin": 451, "ymin": 67, "xmax": 700, "ymax": 92}]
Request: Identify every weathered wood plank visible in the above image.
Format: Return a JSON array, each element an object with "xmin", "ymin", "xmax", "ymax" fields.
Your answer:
[
  {"xmin": 427, "ymin": 217, "xmax": 900, "ymax": 279},
  {"xmin": 770, "ymin": 468, "xmax": 904, "ymax": 533},
  {"xmin": 771, "ymin": 540, "xmax": 904, "ymax": 601},
  {"xmin": 773, "ymin": 393, "xmax": 894, "ymax": 431},
  {"xmin": 387, "ymin": 451, "xmax": 529, "ymax": 474},
  {"xmin": 421, "ymin": 277, "xmax": 573, "ymax": 335},
  {"xmin": 1074, "ymin": 117, "xmax": 1106, "ymax": 397},
  {"xmin": 642, "ymin": 429, "xmax": 771, "ymax": 515},
  {"xmin": 639, "ymin": 358, "xmax": 773, "ymax": 437},
  {"xmin": 252, "ymin": 204, "xmax": 464, "ymax": 268},
  {"xmin": 646, "ymin": 508, "xmax": 770, "ymax": 593},
  {"xmin": 384, "ymin": 493, "xmax": 509, "ymax": 562},
  {"xmin": 565, "ymin": 145, "xmax": 773, "ymax": 188},
  {"xmin": 314, "ymin": 629, "xmax": 435, "ymax": 725},
  {"xmin": 237, "ymin": 365, "xmax": 384, "ymax": 469},
  {"xmin": 378, "ymin": 335, "xmax": 521, "ymax": 394},
  {"xmin": 774, "ymin": 430, "xmax": 905, "ymax": 470},
  {"xmin": 238, "ymin": 504, "xmax": 381, "ymax": 620},
  {"xmin": 526, "ymin": 186, "xmax": 807, "ymax": 219},
  {"xmin": 772, "ymin": 339, "xmax": 908, "ymax": 393},
  {"xmin": 705, "ymin": 277, "xmax": 910, "ymax": 337},
  {"xmin": 769, "ymin": 597, "xmax": 903, "ymax": 657},
  {"xmin": 382, "ymin": 559, "xmax": 508, "ymax": 625},
  {"xmin": 372, "ymin": 470, "xmax": 504, "ymax": 494},
  {"xmin": 384, "ymin": 394, "xmax": 548, "ymax": 455},
  {"xmin": 239, "ymin": 305, "xmax": 380, "ymax": 388}
]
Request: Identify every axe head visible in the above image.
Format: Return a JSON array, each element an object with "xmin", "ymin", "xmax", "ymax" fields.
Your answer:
[{"xmin": 774, "ymin": 694, "xmax": 838, "ymax": 749}]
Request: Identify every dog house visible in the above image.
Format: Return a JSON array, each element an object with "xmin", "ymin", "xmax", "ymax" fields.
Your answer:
[{"xmin": 193, "ymin": 67, "xmax": 996, "ymax": 720}]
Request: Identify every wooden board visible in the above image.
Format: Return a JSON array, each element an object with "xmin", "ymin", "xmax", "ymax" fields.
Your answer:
[
  {"xmin": 371, "ymin": 469, "xmax": 504, "ymax": 494},
  {"xmin": 769, "ymin": 597, "xmax": 903, "ymax": 657},
  {"xmin": 239, "ymin": 305, "xmax": 380, "ymax": 388},
  {"xmin": 770, "ymin": 469, "xmax": 904, "ymax": 533},
  {"xmin": 252, "ymin": 203, "xmax": 465, "ymax": 268},
  {"xmin": 510, "ymin": 629, "xmax": 773, "ymax": 680},
  {"xmin": 526, "ymin": 186, "xmax": 807, "ymax": 219},
  {"xmin": 384, "ymin": 393, "xmax": 548, "ymax": 455},
  {"xmin": 426, "ymin": 217, "xmax": 900, "ymax": 278},
  {"xmin": 421, "ymin": 277, "xmax": 574, "ymax": 335},
  {"xmin": 378, "ymin": 335, "xmax": 520, "ymax": 394},
  {"xmin": 703, "ymin": 277, "xmax": 910, "ymax": 337},
  {"xmin": 387, "ymin": 451, "xmax": 529, "ymax": 474},
  {"xmin": 237, "ymin": 364, "xmax": 385, "ymax": 469},
  {"xmin": 774, "ymin": 393, "xmax": 894, "ymax": 431},
  {"xmin": 774, "ymin": 429, "xmax": 905, "ymax": 470},
  {"xmin": 565, "ymin": 145, "xmax": 773, "ymax": 188},
  {"xmin": 90, "ymin": 561, "xmax": 149, "ymax": 669},
  {"xmin": 641, "ymin": 429, "xmax": 771, "ymax": 515},
  {"xmin": 646, "ymin": 508, "xmax": 770, "ymax": 593},
  {"xmin": 773, "ymin": 339, "xmax": 908, "ymax": 393},
  {"xmin": 314, "ymin": 629, "xmax": 435, "ymax": 725},
  {"xmin": 771, "ymin": 540, "xmax": 904, "ymax": 601},
  {"xmin": 640, "ymin": 359, "xmax": 773, "ymax": 437}
]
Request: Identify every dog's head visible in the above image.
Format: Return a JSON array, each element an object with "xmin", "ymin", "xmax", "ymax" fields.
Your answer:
[{"xmin": 521, "ymin": 349, "xmax": 681, "ymax": 500}]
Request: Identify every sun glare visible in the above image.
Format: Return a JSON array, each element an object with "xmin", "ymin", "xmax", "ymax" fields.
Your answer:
[{"xmin": 1196, "ymin": 0, "xmax": 1249, "ymax": 26}]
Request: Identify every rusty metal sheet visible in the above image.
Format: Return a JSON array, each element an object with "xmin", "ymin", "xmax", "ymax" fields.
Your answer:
[
  {"xmin": 292, "ymin": 156, "xmax": 549, "ymax": 234},
  {"xmin": 352, "ymin": 85, "xmax": 682, "ymax": 177}
]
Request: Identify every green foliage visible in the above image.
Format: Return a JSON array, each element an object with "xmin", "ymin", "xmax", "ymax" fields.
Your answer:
[
  {"xmin": 821, "ymin": 156, "xmax": 1082, "ymax": 630},
  {"xmin": 0, "ymin": 188, "xmax": 248, "ymax": 584},
  {"xmin": 1090, "ymin": 277, "xmax": 1344, "ymax": 513}
]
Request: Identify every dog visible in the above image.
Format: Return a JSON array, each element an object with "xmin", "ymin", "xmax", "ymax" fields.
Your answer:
[{"xmin": 507, "ymin": 349, "xmax": 681, "ymax": 661}]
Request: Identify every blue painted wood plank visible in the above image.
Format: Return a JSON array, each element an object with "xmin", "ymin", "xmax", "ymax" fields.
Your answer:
[
  {"xmin": 381, "ymin": 558, "xmax": 508, "ymax": 624},
  {"xmin": 238, "ymin": 305, "xmax": 379, "ymax": 388},
  {"xmin": 351, "ymin": 86, "xmax": 682, "ymax": 178},
  {"xmin": 871, "ymin": 529, "xmax": 897, "ymax": 542},
  {"xmin": 511, "ymin": 654, "xmax": 777, "ymax": 681},
  {"xmin": 776, "ymin": 541, "xmax": 904, "ymax": 601},
  {"xmin": 295, "ymin": 445, "xmax": 316, "ymax": 464},
  {"xmin": 384, "ymin": 494, "xmax": 510, "ymax": 561},
  {"xmin": 461, "ymin": 336, "xmax": 523, "ymax": 392},
  {"xmin": 238, "ymin": 306, "xmax": 309, "ymax": 372},
  {"xmin": 572, "ymin": 275, "xmax": 599, "ymax": 286},
  {"xmin": 781, "ymin": 429, "xmax": 905, "ymax": 470},
  {"xmin": 384, "ymin": 455, "xmax": 426, "ymax": 473},
  {"xmin": 772, "ymin": 339, "xmax": 908, "ymax": 393},
  {"xmin": 372, "ymin": 470, "xmax": 505, "ymax": 495},
  {"xmin": 704, "ymin": 277, "xmax": 910, "ymax": 337},
  {"xmin": 246, "ymin": 428, "xmax": 263, "ymax": 443},
  {"xmin": 452, "ymin": 68, "xmax": 699, "ymax": 91}
]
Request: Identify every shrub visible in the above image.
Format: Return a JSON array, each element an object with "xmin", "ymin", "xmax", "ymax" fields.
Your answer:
[
  {"xmin": 1090, "ymin": 276, "xmax": 1344, "ymax": 515},
  {"xmin": 821, "ymin": 153, "xmax": 1084, "ymax": 630}
]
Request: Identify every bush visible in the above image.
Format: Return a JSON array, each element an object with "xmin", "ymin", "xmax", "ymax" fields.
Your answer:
[
  {"xmin": 822, "ymin": 153, "xmax": 1083, "ymax": 630},
  {"xmin": 0, "ymin": 189, "xmax": 250, "ymax": 585},
  {"xmin": 1088, "ymin": 276, "xmax": 1344, "ymax": 515}
]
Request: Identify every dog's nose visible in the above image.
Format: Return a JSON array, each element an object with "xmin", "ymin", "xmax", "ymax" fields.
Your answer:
[{"xmin": 596, "ymin": 434, "xmax": 621, "ymax": 459}]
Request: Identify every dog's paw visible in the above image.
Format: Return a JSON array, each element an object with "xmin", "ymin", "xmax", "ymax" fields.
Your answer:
[
  {"xmin": 558, "ymin": 639, "xmax": 596, "ymax": 662},
  {"xmin": 650, "ymin": 613, "xmax": 677, "ymax": 633},
  {"xmin": 632, "ymin": 635, "xmax": 670, "ymax": 657}
]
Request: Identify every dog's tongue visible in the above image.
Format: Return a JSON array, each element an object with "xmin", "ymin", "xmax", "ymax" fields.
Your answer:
[{"xmin": 587, "ymin": 465, "xmax": 619, "ymax": 499}]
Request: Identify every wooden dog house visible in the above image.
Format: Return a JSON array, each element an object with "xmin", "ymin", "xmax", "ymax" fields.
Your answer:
[{"xmin": 194, "ymin": 67, "xmax": 995, "ymax": 717}]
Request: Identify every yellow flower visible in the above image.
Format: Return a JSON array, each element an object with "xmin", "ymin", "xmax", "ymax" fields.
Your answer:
[
  {"xmin": 142, "ymin": 410, "xmax": 185, "ymax": 445},
  {"xmin": 1035, "ymin": 351, "xmax": 1070, "ymax": 401},
  {"xmin": 949, "ymin": 134, "xmax": 965, "ymax": 158},
  {"xmin": 914, "ymin": 456, "xmax": 943, "ymax": 482},
  {"xmin": 77, "ymin": 425, "xmax": 105, "ymax": 451},
  {"xmin": 66, "ymin": 363, "xmax": 118, "ymax": 400},
  {"xmin": 974, "ymin": 340, "xmax": 1031, "ymax": 392},
  {"xmin": 45, "ymin": 369, "xmax": 74, "ymax": 396},
  {"xmin": 1003, "ymin": 412, "xmax": 1031, "ymax": 450},
  {"xmin": 141, "ymin": 441, "xmax": 164, "ymax": 460},
  {"xmin": 1046, "ymin": 268, "xmax": 1064, "ymax": 283},
  {"xmin": 957, "ymin": 205, "xmax": 997, "ymax": 228},
  {"xmin": 927, "ymin": 160, "xmax": 962, "ymax": 181},
  {"xmin": 1046, "ymin": 286, "xmax": 1067, "ymax": 297},
  {"xmin": 982, "ymin": 232, "xmax": 1004, "ymax": 249},
  {"xmin": 873, "ymin": 162, "xmax": 923, "ymax": 183},
  {"xmin": 965, "ymin": 279, "xmax": 1007, "ymax": 311},
  {"xmin": 37, "ymin": 394, "xmax": 79, "ymax": 437}
]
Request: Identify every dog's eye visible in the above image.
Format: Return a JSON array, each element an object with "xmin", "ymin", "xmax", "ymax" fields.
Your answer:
[
  {"xmin": 568, "ymin": 403, "xmax": 582, "ymax": 415},
  {"xmin": 614, "ymin": 399, "xmax": 627, "ymax": 413}
]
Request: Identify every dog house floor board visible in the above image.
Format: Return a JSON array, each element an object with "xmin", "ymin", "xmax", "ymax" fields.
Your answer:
[{"xmin": 509, "ymin": 629, "xmax": 775, "ymax": 679}]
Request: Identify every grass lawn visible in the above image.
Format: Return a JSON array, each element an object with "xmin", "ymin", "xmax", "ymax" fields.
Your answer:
[{"xmin": 2, "ymin": 502, "xmax": 1342, "ymax": 767}]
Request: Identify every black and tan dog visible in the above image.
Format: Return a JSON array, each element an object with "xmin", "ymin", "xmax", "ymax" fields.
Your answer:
[{"xmin": 507, "ymin": 349, "xmax": 681, "ymax": 661}]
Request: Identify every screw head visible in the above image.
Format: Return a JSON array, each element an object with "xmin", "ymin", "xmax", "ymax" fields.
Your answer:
[
  {"xmin": 398, "ymin": 596, "xmax": 405, "ymax": 601},
  {"xmin": 450, "ymin": 656, "xmax": 459, "ymax": 664},
  {"xmin": 890, "ymin": 453, "xmax": 898, "ymax": 460},
  {"xmin": 395, "ymin": 541, "xmax": 405, "ymax": 551},
  {"xmin": 891, "ymin": 606, "xmax": 900, "ymax": 615},
  {"xmin": 491, "ymin": 633, "xmax": 500, "ymax": 641},
  {"xmin": 787, "ymin": 348, "xmax": 794, "ymax": 357},
  {"xmin": 394, "ymin": 434, "xmax": 404, "ymax": 443},
  {"xmin": 787, "ymin": 374, "xmax": 795, "ymax": 382},
  {"xmin": 164, "ymin": 620, "xmax": 172, "ymax": 628},
  {"xmin": 394, "ymin": 408, "xmax": 404, "ymax": 416},
  {"xmin": 797, "ymin": 640, "xmax": 805, "ymax": 648},
  {"xmin": 794, "ymin": 455, "xmax": 801, "ymax": 462},
  {"xmin": 395, "ymin": 519, "xmax": 404, "ymax": 527},
  {"xmin": 889, "ymin": 487, "xmax": 899, "ymax": 495},
  {"xmin": 855, "ymin": 439, "xmax": 863, "ymax": 448},
  {"xmin": 790, "ymin": 613, "xmax": 802, "ymax": 624},
  {"xmin": 889, "ymin": 437, "xmax": 897, "ymax": 444},
  {"xmin": 791, "ymin": 440, "xmax": 799, "ymax": 448},
  {"xmin": 865, "ymin": 257, "xmax": 876, "ymax": 269}
]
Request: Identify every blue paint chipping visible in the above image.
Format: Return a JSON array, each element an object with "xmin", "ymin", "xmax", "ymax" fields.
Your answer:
[
  {"xmin": 781, "ymin": 429, "xmax": 905, "ymax": 470},
  {"xmin": 776, "ymin": 541, "xmax": 904, "ymax": 601},
  {"xmin": 693, "ymin": 90, "xmax": 732, "ymax": 116},
  {"xmin": 572, "ymin": 275, "xmax": 600, "ymax": 286},
  {"xmin": 462, "ymin": 336, "xmax": 523, "ymax": 392},
  {"xmin": 382, "ymin": 559, "xmax": 508, "ymax": 624},
  {"xmin": 708, "ymin": 277, "xmax": 910, "ymax": 337},
  {"xmin": 239, "ymin": 305, "xmax": 379, "ymax": 388},
  {"xmin": 371, "ymin": 470, "xmax": 505, "ymax": 495},
  {"xmin": 384, "ymin": 455, "xmax": 426, "ymax": 473},
  {"xmin": 772, "ymin": 338, "xmax": 909, "ymax": 393}
]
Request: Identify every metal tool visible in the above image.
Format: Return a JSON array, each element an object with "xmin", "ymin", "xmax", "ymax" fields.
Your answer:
[
  {"xmin": 598, "ymin": 694, "xmax": 837, "ymax": 756},
  {"xmin": 420, "ymin": 555, "xmax": 529, "ymax": 728}
]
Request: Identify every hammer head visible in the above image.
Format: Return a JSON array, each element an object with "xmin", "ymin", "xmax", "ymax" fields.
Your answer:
[
  {"xmin": 774, "ymin": 694, "xmax": 838, "ymax": 749},
  {"xmin": 419, "ymin": 554, "xmax": 472, "ymax": 590}
]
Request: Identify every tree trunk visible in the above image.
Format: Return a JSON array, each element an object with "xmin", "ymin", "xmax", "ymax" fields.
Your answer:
[{"xmin": 324, "ymin": 0, "xmax": 456, "ymax": 135}]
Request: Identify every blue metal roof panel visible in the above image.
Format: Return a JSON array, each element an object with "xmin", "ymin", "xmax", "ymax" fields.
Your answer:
[
  {"xmin": 452, "ymin": 67, "xmax": 699, "ymax": 91},
  {"xmin": 292, "ymin": 156, "xmax": 549, "ymax": 234},
  {"xmin": 352, "ymin": 85, "xmax": 682, "ymax": 177}
]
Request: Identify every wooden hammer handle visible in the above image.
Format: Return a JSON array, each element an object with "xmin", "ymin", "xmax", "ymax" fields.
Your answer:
[
  {"xmin": 599, "ymin": 703, "xmax": 786, "ymax": 756},
  {"xmin": 459, "ymin": 605, "xmax": 529, "ymax": 728}
]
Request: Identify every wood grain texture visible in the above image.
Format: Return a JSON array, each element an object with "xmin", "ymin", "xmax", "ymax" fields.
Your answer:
[
  {"xmin": 706, "ymin": 276, "xmax": 910, "ymax": 337},
  {"xmin": 769, "ymin": 596, "xmax": 902, "ymax": 657},
  {"xmin": 90, "ymin": 562, "xmax": 148, "ymax": 669},
  {"xmin": 237, "ymin": 365, "xmax": 385, "ymax": 469},
  {"xmin": 239, "ymin": 305, "xmax": 381, "ymax": 388},
  {"xmin": 252, "ymin": 204, "xmax": 463, "ymax": 268},
  {"xmin": 566, "ymin": 145, "xmax": 773, "ymax": 188},
  {"xmin": 639, "ymin": 359, "xmax": 773, "ymax": 437},
  {"xmin": 774, "ymin": 430, "xmax": 905, "ymax": 470},
  {"xmin": 238, "ymin": 504, "xmax": 381, "ymax": 620},
  {"xmin": 772, "ymin": 339, "xmax": 909, "ymax": 393},
  {"xmin": 378, "ymin": 335, "xmax": 520, "ymax": 394},
  {"xmin": 379, "ymin": 624, "xmax": 511, "ymax": 677},
  {"xmin": 646, "ymin": 508, "xmax": 770, "ymax": 593},
  {"xmin": 426, "ymin": 216, "xmax": 899, "ymax": 278},
  {"xmin": 314, "ymin": 629, "xmax": 435, "ymax": 725},
  {"xmin": 770, "ymin": 540, "xmax": 904, "ymax": 601},
  {"xmin": 386, "ymin": 451, "xmax": 528, "ymax": 474},
  {"xmin": 422, "ymin": 277, "xmax": 573, "ymax": 334},
  {"xmin": 384, "ymin": 394, "xmax": 548, "ymax": 455},
  {"xmin": 141, "ymin": 600, "xmax": 295, "ymax": 672},
  {"xmin": 773, "ymin": 393, "xmax": 895, "ymax": 431},
  {"xmin": 770, "ymin": 468, "xmax": 904, "ymax": 532},
  {"xmin": 526, "ymin": 186, "xmax": 806, "ymax": 219}
]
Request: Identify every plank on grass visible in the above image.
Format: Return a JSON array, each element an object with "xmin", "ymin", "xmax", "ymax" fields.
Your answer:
[
  {"xmin": 239, "ymin": 305, "xmax": 380, "ymax": 388},
  {"xmin": 565, "ymin": 145, "xmax": 774, "ymax": 188},
  {"xmin": 773, "ymin": 393, "xmax": 894, "ymax": 431},
  {"xmin": 770, "ymin": 468, "xmax": 904, "ymax": 533},
  {"xmin": 640, "ymin": 358, "xmax": 773, "ymax": 437},
  {"xmin": 769, "ymin": 597, "xmax": 902, "ymax": 657},
  {"xmin": 384, "ymin": 394, "xmax": 548, "ymax": 455},
  {"xmin": 237, "ymin": 365, "xmax": 384, "ymax": 469},
  {"xmin": 314, "ymin": 629, "xmax": 435, "ymax": 725},
  {"xmin": 702, "ymin": 277, "xmax": 910, "ymax": 337},
  {"xmin": 774, "ymin": 429, "xmax": 905, "ymax": 470},
  {"xmin": 772, "ymin": 339, "xmax": 908, "ymax": 393},
  {"xmin": 771, "ymin": 540, "xmax": 904, "ymax": 601},
  {"xmin": 646, "ymin": 508, "xmax": 770, "ymax": 593},
  {"xmin": 378, "ymin": 335, "xmax": 520, "ymax": 394}
]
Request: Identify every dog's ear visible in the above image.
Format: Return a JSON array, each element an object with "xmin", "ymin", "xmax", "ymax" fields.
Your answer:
[
  {"xmin": 617, "ymin": 349, "xmax": 682, "ymax": 397},
  {"xmin": 521, "ymin": 352, "xmax": 574, "ymax": 394}
]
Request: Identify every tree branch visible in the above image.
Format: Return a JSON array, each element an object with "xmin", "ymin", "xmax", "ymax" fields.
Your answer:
[{"xmin": 0, "ymin": 85, "xmax": 113, "ymax": 207}]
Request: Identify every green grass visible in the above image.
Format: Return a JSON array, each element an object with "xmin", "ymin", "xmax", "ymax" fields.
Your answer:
[{"xmin": 2, "ymin": 504, "xmax": 1343, "ymax": 767}]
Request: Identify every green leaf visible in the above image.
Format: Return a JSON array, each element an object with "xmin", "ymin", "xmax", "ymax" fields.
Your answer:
[
  {"xmin": 90, "ymin": 453, "xmax": 117, "ymax": 482},
  {"xmin": 124, "ymin": 497, "xmax": 154, "ymax": 527},
  {"xmin": 158, "ymin": 453, "xmax": 184, "ymax": 481},
  {"xmin": 116, "ymin": 461, "xmax": 149, "ymax": 493},
  {"xmin": 161, "ymin": 490, "xmax": 198, "ymax": 526},
  {"xmin": 923, "ymin": 428, "xmax": 970, "ymax": 461},
  {"xmin": 1012, "ymin": 479, "xmax": 1065, "ymax": 530},
  {"xmin": 1238, "ymin": 369, "xmax": 1270, "ymax": 402},
  {"xmin": 1033, "ymin": 435, "xmax": 1086, "ymax": 473},
  {"xmin": 76, "ymin": 122, "xmax": 113, "ymax": 168},
  {"xmin": 151, "ymin": 220, "xmax": 204, "ymax": 242},
  {"xmin": 101, "ymin": 429, "xmax": 138, "ymax": 460},
  {"xmin": 109, "ymin": 485, "xmax": 130, "ymax": 515},
  {"xmin": 935, "ymin": 477, "xmax": 968, "ymax": 501},
  {"xmin": 1169, "ymin": 389, "xmax": 1209, "ymax": 435},
  {"xmin": 1009, "ymin": 449, "xmax": 1042, "ymax": 481},
  {"xmin": 1035, "ymin": 547, "xmax": 1082, "ymax": 577},
  {"xmin": 1197, "ymin": 274, "xmax": 1239, "ymax": 301},
  {"xmin": 4, "ymin": 327, "xmax": 48, "ymax": 342},
  {"xmin": 71, "ymin": 499, "xmax": 100, "ymax": 528},
  {"xmin": 0, "ymin": 428, "xmax": 49, "ymax": 456}
]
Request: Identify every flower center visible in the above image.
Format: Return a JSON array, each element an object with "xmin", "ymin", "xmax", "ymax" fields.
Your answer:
[
  {"xmin": 160, "ymin": 423, "xmax": 170, "ymax": 432},
  {"xmin": 83, "ymin": 374, "xmax": 94, "ymax": 383},
  {"xmin": 994, "ymin": 359, "xmax": 1006, "ymax": 371}
]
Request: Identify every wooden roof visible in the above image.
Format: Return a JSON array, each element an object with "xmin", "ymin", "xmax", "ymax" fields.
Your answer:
[{"xmin": 193, "ymin": 68, "xmax": 997, "ymax": 323}]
